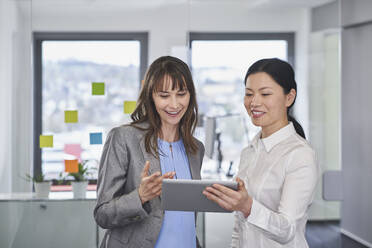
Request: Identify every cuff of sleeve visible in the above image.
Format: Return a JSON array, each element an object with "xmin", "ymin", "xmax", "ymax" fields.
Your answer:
[
  {"xmin": 237, "ymin": 199, "xmax": 267, "ymax": 228},
  {"xmin": 121, "ymin": 189, "xmax": 150, "ymax": 222}
]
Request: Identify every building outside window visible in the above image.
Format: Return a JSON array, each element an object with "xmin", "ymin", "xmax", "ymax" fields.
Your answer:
[{"xmin": 33, "ymin": 33, "xmax": 148, "ymax": 183}]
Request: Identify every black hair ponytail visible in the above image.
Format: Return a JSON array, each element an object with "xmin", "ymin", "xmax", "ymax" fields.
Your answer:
[{"xmin": 288, "ymin": 115, "xmax": 306, "ymax": 139}]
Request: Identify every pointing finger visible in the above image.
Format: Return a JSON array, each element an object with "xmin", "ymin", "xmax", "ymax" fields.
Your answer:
[{"xmin": 141, "ymin": 161, "xmax": 150, "ymax": 178}]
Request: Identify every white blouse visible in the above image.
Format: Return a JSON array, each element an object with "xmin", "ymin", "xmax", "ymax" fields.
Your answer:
[{"xmin": 231, "ymin": 122, "xmax": 319, "ymax": 248}]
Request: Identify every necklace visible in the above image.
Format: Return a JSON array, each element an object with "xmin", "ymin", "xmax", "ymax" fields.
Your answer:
[{"xmin": 168, "ymin": 142, "xmax": 177, "ymax": 179}]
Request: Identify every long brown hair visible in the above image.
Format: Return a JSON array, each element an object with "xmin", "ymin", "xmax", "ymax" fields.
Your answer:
[{"xmin": 130, "ymin": 56, "xmax": 199, "ymax": 156}]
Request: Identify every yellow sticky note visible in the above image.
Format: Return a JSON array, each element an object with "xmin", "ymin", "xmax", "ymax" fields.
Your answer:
[
  {"xmin": 124, "ymin": 101, "xmax": 136, "ymax": 114},
  {"xmin": 65, "ymin": 159, "xmax": 79, "ymax": 173},
  {"xmin": 65, "ymin": 110, "xmax": 78, "ymax": 123},
  {"xmin": 40, "ymin": 135, "xmax": 53, "ymax": 148}
]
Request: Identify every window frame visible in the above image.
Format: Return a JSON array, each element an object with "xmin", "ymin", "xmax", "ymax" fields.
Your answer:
[
  {"xmin": 188, "ymin": 31, "xmax": 296, "ymax": 137},
  {"xmin": 33, "ymin": 32, "xmax": 148, "ymax": 183},
  {"xmin": 189, "ymin": 32, "xmax": 295, "ymax": 68}
]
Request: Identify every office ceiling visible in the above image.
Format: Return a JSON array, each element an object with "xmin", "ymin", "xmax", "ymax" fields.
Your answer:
[
  {"xmin": 30, "ymin": 0, "xmax": 336, "ymax": 8},
  {"xmin": 192, "ymin": 0, "xmax": 335, "ymax": 8},
  {"xmin": 25, "ymin": 0, "xmax": 336, "ymax": 17}
]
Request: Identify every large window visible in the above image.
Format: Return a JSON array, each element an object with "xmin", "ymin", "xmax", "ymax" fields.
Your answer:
[
  {"xmin": 33, "ymin": 33, "xmax": 148, "ymax": 182},
  {"xmin": 190, "ymin": 32, "xmax": 294, "ymax": 177}
]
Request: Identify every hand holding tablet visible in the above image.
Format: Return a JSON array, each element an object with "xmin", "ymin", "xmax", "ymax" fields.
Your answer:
[{"xmin": 161, "ymin": 179, "xmax": 238, "ymax": 212}]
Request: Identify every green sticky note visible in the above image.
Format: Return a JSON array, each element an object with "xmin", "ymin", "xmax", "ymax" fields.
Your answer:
[
  {"xmin": 92, "ymin": 82, "xmax": 105, "ymax": 95},
  {"xmin": 124, "ymin": 101, "xmax": 136, "ymax": 114},
  {"xmin": 40, "ymin": 135, "xmax": 53, "ymax": 148},
  {"xmin": 65, "ymin": 110, "xmax": 78, "ymax": 123}
]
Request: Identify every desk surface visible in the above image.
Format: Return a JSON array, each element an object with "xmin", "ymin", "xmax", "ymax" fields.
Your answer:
[{"xmin": 0, "ymin": 191, "xmax": 97, "ymax": 202}]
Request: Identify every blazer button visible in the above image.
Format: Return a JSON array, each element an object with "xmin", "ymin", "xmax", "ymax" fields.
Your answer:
[{"xmin": 132, "ymin": 215, "xmax": 141, "ymax": 221}]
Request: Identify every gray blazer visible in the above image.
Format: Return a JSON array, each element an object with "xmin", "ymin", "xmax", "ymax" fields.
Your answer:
[{"xmin": 94, "ymin": 122, "xmax": 205, "ymax": 248}]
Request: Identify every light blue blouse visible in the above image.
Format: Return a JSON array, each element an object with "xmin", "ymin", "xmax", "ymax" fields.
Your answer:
[{"xmin": 155, "ymin": 138, "xmax": 196, "ymax": 248}]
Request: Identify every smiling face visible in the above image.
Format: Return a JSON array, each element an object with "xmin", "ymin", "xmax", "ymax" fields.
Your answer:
[
  {"xmin": 244, "ymin": 72, "xmax": 296, "ymax": 138},
  {"xmin": 152, "ymin": 76, "xmax": 190, "ymax": 131}
]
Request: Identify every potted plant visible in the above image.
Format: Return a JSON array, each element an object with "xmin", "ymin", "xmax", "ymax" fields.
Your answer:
[
  {"xmin": 25, "ymin": 173, "xmax": 51, "ymax": 198},
  {"xmin": 67, "ymin": 160, "xmax": 94, "ymax": 199}
]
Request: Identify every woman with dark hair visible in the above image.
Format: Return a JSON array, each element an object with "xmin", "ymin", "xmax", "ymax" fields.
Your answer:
[
  {"xmin": 94, "ymin": 56, "xmax": 204, "ymax": 248},
  {"xmin": 203, "ymin": 58, "xmax": 318, "ymax": 248}
]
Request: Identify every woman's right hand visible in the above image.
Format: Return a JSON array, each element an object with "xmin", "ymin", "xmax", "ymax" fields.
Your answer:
[
  {"xmin": 203, "ymin": 177, "xmax": 253, "ymax": 218},
  {"xmin": 138, "ymin": 161, "xmax": 175, "ymax": 204}
]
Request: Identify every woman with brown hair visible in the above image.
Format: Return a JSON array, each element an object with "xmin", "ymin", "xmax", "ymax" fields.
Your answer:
[{"xmin": 94, "ymin": 56, "xmax": 204, "ymax": 248}]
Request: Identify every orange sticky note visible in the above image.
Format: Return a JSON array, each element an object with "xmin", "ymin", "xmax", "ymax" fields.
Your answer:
[{"xmin": 65, "ymin": 159, "xmax": 79, "ymax": 173}]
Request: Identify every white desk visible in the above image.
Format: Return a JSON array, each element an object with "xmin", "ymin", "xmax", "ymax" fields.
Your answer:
[
  {"xmin": 0, "ymin": 192, "xmax": 206, "ymax": 248},
  {"xmin": 0, "ymin": 192, "xmax": 98, "ymax": 248}
]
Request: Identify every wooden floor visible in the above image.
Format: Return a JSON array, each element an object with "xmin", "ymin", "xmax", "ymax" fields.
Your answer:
[{"xmin": 306, "ymin": 221, "xmax": 368, "ymax": 248}]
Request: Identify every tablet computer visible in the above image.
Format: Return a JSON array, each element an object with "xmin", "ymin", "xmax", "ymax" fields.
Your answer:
[{"xmin": 161, "ymin": 179, "xmax": 238, "ymax": 212}]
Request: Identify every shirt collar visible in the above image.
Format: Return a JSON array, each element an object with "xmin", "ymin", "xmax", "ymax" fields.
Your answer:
[
  {"xmin": 249, "ymin": 122, "xmax": 296, "ymax": 153},
  {"xmin": 249, "ymin": 132, "xmax": 261, "ymax": 151}
]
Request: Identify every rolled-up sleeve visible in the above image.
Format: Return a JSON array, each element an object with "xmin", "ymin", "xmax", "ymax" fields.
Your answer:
[{"xmin": 94, "ymin": 127, "xmax": 150, "ymax": 229}]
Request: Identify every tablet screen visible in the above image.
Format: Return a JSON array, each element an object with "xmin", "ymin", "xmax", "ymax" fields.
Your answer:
[{"xmin": 161, "ymin": 179, "xmax": 238, "ymax": 212}]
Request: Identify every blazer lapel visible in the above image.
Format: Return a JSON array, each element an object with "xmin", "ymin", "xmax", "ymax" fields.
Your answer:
[
  {"xmin": 139, "ymin": 138, "xmax": 161, "ymax": 176},
  {"xmin": 187, "ymin": 152, "xmax": 201, "ymax": 180},
  {"xmin": 187, "ymin": 149, "xmax": 201, "ymax": 225}
]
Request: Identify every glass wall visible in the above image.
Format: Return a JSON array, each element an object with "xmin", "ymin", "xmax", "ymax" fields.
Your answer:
[
  {"xmin": 309, "ymin": 30, "xmax": 341, "ymax": 220},
  {"xmin": 38, "ymin": 38, "xmax": 143, "ymax": 181}
]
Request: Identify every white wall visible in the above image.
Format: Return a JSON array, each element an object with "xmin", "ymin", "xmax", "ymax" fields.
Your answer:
[
  {"xmin": 340, "ymin": 1, "xmax": 372, "ymax": 246},
  {"xmin": 0, "ymin": 0, "xmax": 33, "ymax": 194},
  {"xmin": 13, "ymin": 2, "xmax": 33, "ymax": 194},
  {"xmin": 0, "ymin": 0, "xmax": 15, "ymax": 194}
]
